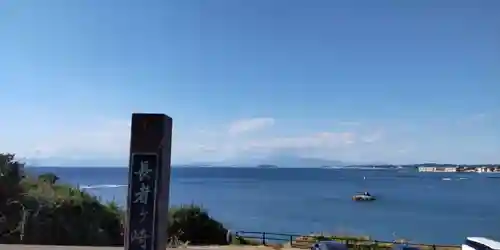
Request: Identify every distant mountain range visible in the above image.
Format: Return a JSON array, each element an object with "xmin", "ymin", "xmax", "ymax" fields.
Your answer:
[
  {"xmin": 216, "ymin": 154, "xmax": 388, "ymax": 168},
  {"xmin": 252, "ymin": 156, "xmax": 346, "ymax": 168},
  {"xmin": 27, "ymin": 155, "xmax": 387, "ymax": 168},
  {"xmin": 25, "ymin": 155, "xmax": 495, "ymax": 168}
]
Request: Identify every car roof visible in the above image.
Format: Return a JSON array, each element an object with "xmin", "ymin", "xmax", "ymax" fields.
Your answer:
[{"xmin": 467, "ymin": 237, "xmax": 500, "ymax": 249}]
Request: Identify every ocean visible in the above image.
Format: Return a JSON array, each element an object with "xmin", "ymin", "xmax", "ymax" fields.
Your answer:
[{"xmin": 26, "ymin": 166, "xmax": 500, "ymax": 245}]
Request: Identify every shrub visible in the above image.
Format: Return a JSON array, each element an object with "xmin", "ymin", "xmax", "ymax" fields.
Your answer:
[
  {"xmin": 37, "ymin": 173, "xmax": 59, "ymax": 185},
  {"xmin": 168, "ymin": 204, "xmax": 229, "ymax": 245},
  {"xmin": 0, "ymin": 153, "xmax": 229, "ymax": 246}
]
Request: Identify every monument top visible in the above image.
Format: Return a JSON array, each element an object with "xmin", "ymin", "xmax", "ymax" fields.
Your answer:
[{"xmin": 130, "ymin": 113, "xmax": 172, "ymax": 153}]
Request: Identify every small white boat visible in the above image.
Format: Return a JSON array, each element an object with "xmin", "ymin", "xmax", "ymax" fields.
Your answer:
[{"xmin": 352, "ymin": 193, "xmax": 376, "ymax": 201}]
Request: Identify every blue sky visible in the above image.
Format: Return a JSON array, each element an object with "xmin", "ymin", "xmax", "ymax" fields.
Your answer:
[{"xmin": 1, "ymin": 0, "xmax": 499, "ymax": 166}]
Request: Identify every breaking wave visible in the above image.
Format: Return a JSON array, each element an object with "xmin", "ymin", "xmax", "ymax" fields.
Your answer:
[
  {"xmin": 327, "ymin": 166, "xmax": 395, "ymax": 170},
  {"xmin": 79, "ymin": 184, "xmax": 127, "ymax": 189},
  {"xmin": 441, "ymin": 177, "xmax": 469, "ymax": 181}
]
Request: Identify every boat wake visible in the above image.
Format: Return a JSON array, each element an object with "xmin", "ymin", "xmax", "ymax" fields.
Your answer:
[
  {"xmin": 79, "ymin": 184, "xmax": 127, "ymax": 189},
  {"xmin": 441, "ymin": 177, "xmax": 469, "ymax": 181},
  {"xmin": 328, "ymin": 166, "xmax": 393, "ymax": 170}
]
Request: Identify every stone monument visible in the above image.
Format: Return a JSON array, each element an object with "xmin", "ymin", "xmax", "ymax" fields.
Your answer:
[{"xmin": 125, "ymin": 113, "xmax": 173, "ymax": 250}]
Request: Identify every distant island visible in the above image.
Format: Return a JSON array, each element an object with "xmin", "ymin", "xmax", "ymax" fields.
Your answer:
[{"xmin": 257, "ymin": 164, "xmax": 279, "ymax": 168}]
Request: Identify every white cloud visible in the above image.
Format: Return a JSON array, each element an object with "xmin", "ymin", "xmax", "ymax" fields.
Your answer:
[
  {"xmin": 456, "ymin": 113, "xmax": 488, "ymax": 126},
  {"xmin": 361, "ymin": 130, "xmax": 383, "ymax": 143},
  {"xmin": 397, "ymin": 149, "xmax": 409, "ymax": 154},
  {"xmin": 227, "ymin": 117, "xmax": 275, "ymax": 136},
  {"xmin": 246, "ymin": 132, "xmax": 356, "ymax": 150},
  {"xmin": 1, "ymin": 116, "xmax": 390, "ymax": 165},
  {"xmin": 31, "ymin": 119, "xmax": 131, "ymax": 160}
]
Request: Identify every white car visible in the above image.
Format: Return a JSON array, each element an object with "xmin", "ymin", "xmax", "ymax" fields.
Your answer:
[
  {"xmin": 311, "ymin": 241, "xmax": 348, "ymax": 250},
  {"xmin": 462, "ymin": 237, "xmax": 500, "ymax": 250}
]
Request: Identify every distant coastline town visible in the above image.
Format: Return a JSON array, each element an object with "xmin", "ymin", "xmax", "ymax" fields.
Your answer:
[
  {"xmin": 182, "ymin": 158, "xmax": 500, "ymax": 174},
  {"xmin": 260, "ymin": 162, "xmax": 500, "ymax": 173},
  {"xmin": 414, "ymin": 163, "xmax": 500, "ymax": 173}
]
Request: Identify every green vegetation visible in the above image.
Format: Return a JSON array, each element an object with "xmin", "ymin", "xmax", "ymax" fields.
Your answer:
[
  {"xmin": 0, "ymin": 153, "xmax": 229, "ymax": 246},
  {"xmin": 169, "ymin": 204, "xmax": 228, "ymax": 245}
]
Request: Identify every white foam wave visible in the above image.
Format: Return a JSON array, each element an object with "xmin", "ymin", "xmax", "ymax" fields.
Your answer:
[
  {"xmin": 80, "ymin": 184, "xmax": 127, "ymax": 189},
  {"xmin": 327, "ymin": 166, "xmax": 392, "ymax": 170},
  {"xmin": 441, "ymin": 177, "xmax": 468, "ymax": 181}
]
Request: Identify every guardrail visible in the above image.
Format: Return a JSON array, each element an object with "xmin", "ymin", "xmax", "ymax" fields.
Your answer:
[{"xmin": 234, "ymin": 231, "xmax": 460, "ymax": 250}]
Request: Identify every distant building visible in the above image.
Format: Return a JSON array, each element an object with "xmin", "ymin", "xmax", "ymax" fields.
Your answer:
[
  {"xmin": 417, "ymin": 166, "xmax": 457, "ymax": 172},
  {"xmin": 417, "ymin": 165, "xmax": 500, "ymax": 173},
  {"xmin": 476, "ymin": 167, "xmax": 496, "ymax": 173},
  {"xmin": 418, "ymin": 166, "xmax": 437, "ymax": 172},
  {"xmin": 443, "ymin": 167, "xmax": 457, "ymax": 172}
]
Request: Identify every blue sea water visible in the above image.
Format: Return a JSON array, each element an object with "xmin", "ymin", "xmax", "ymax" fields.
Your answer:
[{"xmin": 26, "ymin": 166, "xmax": 500, "ymax": 245}]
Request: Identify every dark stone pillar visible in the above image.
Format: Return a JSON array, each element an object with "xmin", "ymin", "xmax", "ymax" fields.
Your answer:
[{"xmin": 125, "ymin": 113, "xmax": 173, "ymax": 250}]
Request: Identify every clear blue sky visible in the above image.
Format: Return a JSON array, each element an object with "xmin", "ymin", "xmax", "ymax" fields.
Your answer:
[{"xmin": 1, "ymin": 0, "xmax": 499, "ymax": 166}]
